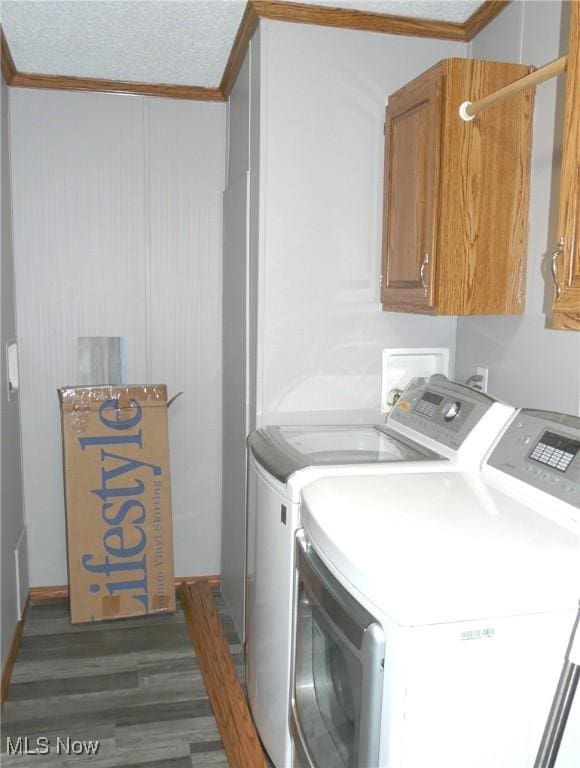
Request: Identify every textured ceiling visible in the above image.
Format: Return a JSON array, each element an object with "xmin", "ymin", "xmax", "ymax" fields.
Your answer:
[
  {"xmin": 1, "ymin": 0, "xmax": 484, "ymax": 88},
  {"xmin": 1, "ymin": 1, "xmax": 247, "ymax": 87}
]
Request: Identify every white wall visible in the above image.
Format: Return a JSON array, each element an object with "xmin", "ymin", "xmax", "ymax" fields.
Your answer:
[
  {"xmin": 456, "ymin": 0, "xmax": 580, "ymax": 414},
  {"xmin": 1, "ymin": 74, "xmax": 27, "ymax": 668},
  {"xmin": 9, "ymin": 88, "xmax": 225, "ymax": 586},
  {"xmin": 256, "ymin": 21, "xmax": 467, "ymax": 426}
]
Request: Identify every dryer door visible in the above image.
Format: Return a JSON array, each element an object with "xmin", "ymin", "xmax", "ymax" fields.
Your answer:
[{"xmin": 291, "ymin": 531, "xmax": 385, "ymax": 768}]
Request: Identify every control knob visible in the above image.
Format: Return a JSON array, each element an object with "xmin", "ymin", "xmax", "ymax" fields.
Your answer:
[{"xmin": 443, "ymin": 401, "xmax": 461, "ymax": 421}]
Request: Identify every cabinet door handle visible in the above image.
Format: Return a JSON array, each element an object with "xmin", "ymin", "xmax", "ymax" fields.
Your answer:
[
  {"xmin": 420, "ymin": 253, "xmax": 430, "ymax": 297},
  {"xmin": 551, "ymin": 237, "xmax": 564, "ymax": 301}
]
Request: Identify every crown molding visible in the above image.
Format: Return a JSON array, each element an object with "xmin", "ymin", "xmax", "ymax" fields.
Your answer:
[
  {"xmin": 220, "ymin": 2, "xmax": 260, "ymax": 99},
  {"xmin": 1, "ymin": 1, "xmax": 510, "ymax": 100},
  {"xmin": 8, "ymin": 71, "xmax": 224, "ymax": 101},
  {"xmin": 252, "ymin": 1, "xmax": 510, "ymax": 41},
  {"xmin": 1, "ymin": 27, "xmax": 16, "ymax": 83},
  {"xmin": 463, "ymin": 0, "xmax": 511, "ymax": 40},
  {"xmin": 254, "ymin": 0, "xmax": 465, "ymax": 40}
]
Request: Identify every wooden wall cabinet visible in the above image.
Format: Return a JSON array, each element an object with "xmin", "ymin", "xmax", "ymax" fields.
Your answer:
[
  {"xmin": 381, "ymin": 58, "xmax": 535, "ymax": 315},
  {"xmin": 551, "ymin": 1, "xmax": 580, "ymax": 330}
]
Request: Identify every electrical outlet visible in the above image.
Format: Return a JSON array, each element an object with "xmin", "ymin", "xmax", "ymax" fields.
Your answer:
[{"xmin": 476, "ymin": 366, "xmax": 489, "ymax": 393}]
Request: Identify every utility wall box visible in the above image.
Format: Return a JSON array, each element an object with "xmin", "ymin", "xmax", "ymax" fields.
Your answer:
[{"xmin": 58, "ymin": 384, "xmax": 175, "ymax": 624}]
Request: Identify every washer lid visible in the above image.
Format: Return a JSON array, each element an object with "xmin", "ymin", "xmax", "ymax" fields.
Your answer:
[
  {"xmin": 248, "ymin": 425, "xmax": 441, "ymax": 484},
  {"xmin": 301, "ymin": 472, "xmax": 580, "ymax": 627}
]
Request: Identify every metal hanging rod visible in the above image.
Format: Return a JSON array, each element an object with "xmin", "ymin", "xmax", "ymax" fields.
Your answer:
[{"xmin": 459, "ymin": 55, "xmax": 568, "ymax": 121}]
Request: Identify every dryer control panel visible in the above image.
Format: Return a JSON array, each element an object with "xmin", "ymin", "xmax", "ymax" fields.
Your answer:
[
  {"xmin": 388, "ymin": 374, "xmax": 500, "ymax": 450},
  {"xmin": 487, "ymin": 409, "xmax": 580, "ymax": 507}
]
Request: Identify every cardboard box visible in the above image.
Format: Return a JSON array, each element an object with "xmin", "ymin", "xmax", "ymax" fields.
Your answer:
[{"xmin": 58, "ymin": 385, "xmax": 175, "ymax": 623}]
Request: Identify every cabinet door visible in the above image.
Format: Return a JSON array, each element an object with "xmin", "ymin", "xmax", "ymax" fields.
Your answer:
[
  {"xmin": 381, "ymin": 68, "xmax": 443, "ymax": 314},
  {"xmin": 552, "ymin": 1, "xmax": 580, "ymax": 329}
]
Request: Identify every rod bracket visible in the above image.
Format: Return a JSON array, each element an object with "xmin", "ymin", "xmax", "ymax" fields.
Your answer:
[{"xmin": 459, "ymin": 101, "xmax": 475, "ymax": 121}]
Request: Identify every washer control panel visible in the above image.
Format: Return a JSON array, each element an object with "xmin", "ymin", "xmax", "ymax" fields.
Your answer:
[
  {"xmin": 529, "ymin": 431, "xmax": 578, "ymax": 473},
  {"xmin": 388, "ymin": 375, "xmax": 495, "ymax": 450},
  {"xmin": 487, "ymin": 410, "xmax": 580, "ymax": 507}
]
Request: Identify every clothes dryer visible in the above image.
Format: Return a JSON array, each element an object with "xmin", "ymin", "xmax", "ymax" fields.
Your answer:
[
  {"xmin": 246, "ymin": 375, "xmax": 514, "ymax": 768},
  {"xmin": 294, "ymin": 409, "xmax": 580, "ymax": 768}
]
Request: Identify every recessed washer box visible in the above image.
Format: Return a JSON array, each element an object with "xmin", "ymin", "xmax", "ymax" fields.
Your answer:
[{"xmin": 381, "ymin": 347, "xmax": 450, "ymax": 412}]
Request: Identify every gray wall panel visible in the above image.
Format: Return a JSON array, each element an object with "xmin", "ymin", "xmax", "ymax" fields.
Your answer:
[
  {"xmin": 221, "ymin": 173, "xmax": 249, "ymax": 636},
  {"xmin": 227, "ymin": 51, "xmax": 250, "ymax": 188},
  {"xmin": 1, "ymin": 73, "xmax": 27, "ymax": 668},
  {"xmin": 257, "ymin": 22, "xmax": 466, "ymax": 425},
  {"xmin": 221, "ymin": 38, "xmax": 255, "ymax": 637},
  {"xmin": 147, "ymin": 97, "xmax": 225, "ymax": 577},
  {"xmin": 10, "ymin": 89, "xmax": 148, "ymax": 587},
  {"xmin": 9, "ymin": 88, "xmax": 226, "ymax": 586},
  {"xmin": 248, "ymin": 30, "xmax": 261, "ymax": 434}
]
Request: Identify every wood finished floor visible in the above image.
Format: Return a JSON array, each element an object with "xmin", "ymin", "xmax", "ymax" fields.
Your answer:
[{"xmin": 1, "ymin": 592, "xmax": 244, "ymax": 767}]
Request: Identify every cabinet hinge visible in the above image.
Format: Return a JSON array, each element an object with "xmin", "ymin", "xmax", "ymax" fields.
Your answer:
[{"xmin": 379, "ymin": 274, "xmax": 383, "ymax": 290}]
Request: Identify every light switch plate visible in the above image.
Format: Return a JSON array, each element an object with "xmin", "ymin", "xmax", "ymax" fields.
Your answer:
[{"xmin": 381, "ymin": 347, "xmax": 450, "ymax": 412}]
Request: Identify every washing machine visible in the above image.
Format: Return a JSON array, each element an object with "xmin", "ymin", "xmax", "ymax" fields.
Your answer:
[
  {"xmin": 246, "ymin": 375, "xmax": 515, "ymax": 768},
  {"xmin": 294, "ymin": 408, "xmax": 580, "ymax": 768}
]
